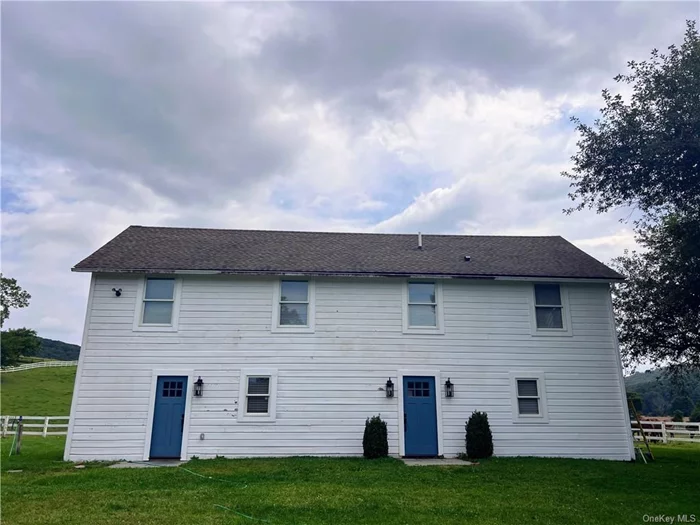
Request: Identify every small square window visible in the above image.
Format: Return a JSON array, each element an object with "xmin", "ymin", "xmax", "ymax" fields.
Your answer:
[{"xmin": 238, "ymin": 370, "xmax": 278, "ymax": 423}]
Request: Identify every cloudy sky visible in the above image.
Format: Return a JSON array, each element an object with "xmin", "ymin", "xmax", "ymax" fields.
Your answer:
[{"xmin": 1, "ymin": 1, "xmax": 697, "ymax": 345}]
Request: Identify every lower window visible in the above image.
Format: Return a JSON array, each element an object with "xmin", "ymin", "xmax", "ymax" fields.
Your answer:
[
  {"xmin": 246, "ymin": 377, "xmax": 270, "ymax": 415},
  {"xmin": 237, "ymin": 370, "xmax": 278, "ymax": 422},
  {"xmin": 510, "ymin": 372, "xmax": 549, "ymax": 423}
]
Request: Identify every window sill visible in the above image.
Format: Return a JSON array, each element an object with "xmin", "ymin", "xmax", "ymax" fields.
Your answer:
[
  {"xmin": 133, "ymin": 325, "xmax": 178, "ymax": 333},
  {"xmin": 271, "ymin": 325, "xmax": 315, "ymax": 334},
  {"xmin": 530, "ymin": 329, "xmax": 572, "ymax": 338},
  {"xmin": 237, "ymin": 416, "xmax": 276, "ymax": 423},
  {"xmin": 512, "ymin": 418, "xmax": 550, "ymax": 424},
  {"xmin": 402, "ymin": 326, "xmax": 445, "ymax": 335}
]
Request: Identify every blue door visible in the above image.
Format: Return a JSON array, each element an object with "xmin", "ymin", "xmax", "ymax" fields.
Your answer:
[
  {"xmin": 150, "ymin": 376, "xmax": 187, "ymax": 459},
  {"xmin": 403, "ymin": 376, "xmax": 438, "ymax": 457}
]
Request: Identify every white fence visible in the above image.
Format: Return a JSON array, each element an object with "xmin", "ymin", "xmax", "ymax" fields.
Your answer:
[
  {"xmin": 632, "ymin": 421, "xmax": 700, "ymax": 444},
  {"xmin": 1, "ymin": 416, "xmax": 70, "ymax": 437},
  {"xmin": 0, "ymin": 361, "xmax": 78, "ymax": 373}
]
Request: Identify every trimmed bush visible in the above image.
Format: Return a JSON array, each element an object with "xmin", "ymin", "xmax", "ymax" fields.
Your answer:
[
  {"xmin": 465, "ymin": 411, "xmax": 493, "ymax": 459},
  {"xmin": 363, "ymin": 415, "xmax": 388, "ymax": 459},
  {"xmin": 672, "ymin": 410, "xmax": 684, "ymax": 422}
]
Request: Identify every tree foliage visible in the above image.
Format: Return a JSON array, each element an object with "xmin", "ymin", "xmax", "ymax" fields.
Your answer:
[
  {"xmin": 564, "ymin": 21, "xmax": 700, "ymax": 370},
  {"xmin": 0, "ymin": 274, "xmax": 31, "ymax": 328},
  {"xmin": 1, "ymin": 328, "xmax": 41, "ymax": 367},
  {"xmin": 625, "ymin": 366, "xmax": 700, "ymax": 416},
  {"xmin": 612, "ymin": 213, "xmax": 700, "ymax": 369},
  {"xmin": 36, "ymin": 337, "xmax": 81, "ymax": 361}
]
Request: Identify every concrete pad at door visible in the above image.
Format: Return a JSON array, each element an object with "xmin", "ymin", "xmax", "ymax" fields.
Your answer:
[
  {"xmin": 402, "ymin": 458, "xmax": 474, "ymax": 466},
  {"xmin": 108, "ymin": 460, "xmax": 184, "ymax": 469}
]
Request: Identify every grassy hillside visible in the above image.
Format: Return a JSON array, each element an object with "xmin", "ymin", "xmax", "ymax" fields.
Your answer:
[
  {"xmin": 0, "ymin": 367, "xmax": 76, "ymax": 415},
  {"xmin": 37, "ymin": 337, "xmax": 80, "ymax": 361},
  {"xmin": 625, "ymin": 367, "xmax": 700, "ymax": 416}
]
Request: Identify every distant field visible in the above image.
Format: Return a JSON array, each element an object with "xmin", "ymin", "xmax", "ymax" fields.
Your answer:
[{"xmin": 0, "ymin": 367, "xmax": 76, "ymax": 415}]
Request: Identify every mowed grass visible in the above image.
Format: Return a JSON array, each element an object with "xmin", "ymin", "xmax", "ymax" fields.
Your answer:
[
  {"xmin": 0, "ymin": 366, "xmax": 76, "ymax": 415},
  {"xmin": 1, "ymin": 437, "xmax": 699, "ymax": 525}
]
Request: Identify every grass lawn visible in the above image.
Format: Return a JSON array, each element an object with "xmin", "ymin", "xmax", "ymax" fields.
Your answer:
[
  {"xmin": 1, "ymin": 437, "xmax": 698, "ymax": 525},
  {"xmin": 0, "ymin": 367, "xmax": 76, "ymax": 416}
]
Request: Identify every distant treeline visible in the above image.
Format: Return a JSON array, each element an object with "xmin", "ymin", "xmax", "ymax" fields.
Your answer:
[
  {"xmin": 626, "ymin": 368, "xmax": 700, "ymax": 417},
  {"xmin": 37, "ymin": 337, "xmax": 80, "ymax": 361}
]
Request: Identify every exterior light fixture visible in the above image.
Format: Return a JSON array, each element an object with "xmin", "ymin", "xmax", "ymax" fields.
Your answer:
[
  {"xmin": 385, "ymin": 378, "xmax": 394, "ymax": 398},
  {"xmin": 445, "ymin": 378, "xmax": 454, "ymax": 398},
  {"xmin": 194, "ymin": 376, "xmax": 204, "ymax": 397},
  {"xmin": 112, "ymin": 288, "xmax": 122, "ymax": 297}
]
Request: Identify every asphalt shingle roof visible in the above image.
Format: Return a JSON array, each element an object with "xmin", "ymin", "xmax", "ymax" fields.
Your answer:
[{"xmin": 72, "ymin": 226, "xmax": 623, "ymax": 280}]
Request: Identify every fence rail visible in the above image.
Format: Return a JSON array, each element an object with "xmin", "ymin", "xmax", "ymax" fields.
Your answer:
[
  {"xmin": 1, "ymin": 416, "xmax": 70, "ymax": 437},
  {"xmin": 632, "ymin": 421, "xmax": 700, "ymax": 444},
  {"xmin": 0, "ymin": 361, "xmax": 78, "ymax": 373}
]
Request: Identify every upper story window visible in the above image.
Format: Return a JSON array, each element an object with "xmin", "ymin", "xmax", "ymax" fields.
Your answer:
[
  {"xmin": 272, "ymin": 279, "xmax": 315, "ymax": 333},
  {"xmin": 408, "ymin": 282, "xmax": 437, "ymax": 327},
  {"xmin": 134, "ymin": 277, "xmax": 181, "ymax": 332},
  {"xmin": 402, "ymin": 281, "xmax": 445, "ymax": 334},
  {"xmin": 280, "ymin": 280, "xmax": 309, "ymax": 325},
  {"xmin": 143, "ymin": 278, "xmax": 175, "ymax": 324},
  {"xmin": 534, "ymin": 284, "xmax": 564, "ymax": 330}
]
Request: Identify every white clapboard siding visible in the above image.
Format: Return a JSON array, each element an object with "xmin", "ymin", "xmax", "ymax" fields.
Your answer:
[{"xmin": 65, "ymin": 274, "xmax": 633, "ymax": 461}]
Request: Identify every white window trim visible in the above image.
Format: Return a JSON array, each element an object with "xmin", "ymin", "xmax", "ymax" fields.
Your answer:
[
  {"xmin": 271, "ymin": 279, "xmax": 315, "ymax": 333},
  {"xmin": 402, "ymin": 280, "xmax": 445, "ymax": 335},
  {"xmin": 133, "ymin": 276, "xmax": 182, "ymax": 332},
  {"xmin": 509, "ymin": 372, "xmax": 549, "ymax": 424},
  {"xmin": 529, "ymin": 283, "xmax": 572, "ymax": 337},
  {"xmin": 237, "ymin": 369, "xmax": 278, "ymax": 423}
]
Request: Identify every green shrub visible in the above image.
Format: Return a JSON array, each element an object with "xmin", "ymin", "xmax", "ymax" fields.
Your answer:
[
  {"xmin": 465, "ymin": 411, "xmax": 493, "ymax": 459},
  {"xmin": 690, "ymin": 402, "xmax": 700, "ymax": 423},
  {"xmin": 363, "ymin": 415, "xmax": 388, "ymax": 459},
  {"xmin": 672, "ymin": 410, "xmax": 684, "ymax": 422}
]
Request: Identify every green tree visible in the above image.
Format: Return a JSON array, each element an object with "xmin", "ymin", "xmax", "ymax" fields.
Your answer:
[
  {"xmin": 670, "ymin": 396, "xmax": 694, "ymax": 417},
  {"xmin": 0, "ymin": 274, "xmax": 31, "ymax": 328},
  {"xmin": 627, "ymin": 391, "xmax": 643, "ymax": 414},
  {"xmin": 0, "ymin": 328, "xmax": 41, "ymax": 367},
  {"xmin": 690, "ymin": 402, "xmax": 700, "ymax": 423},
  {"xmin": 564, "ymin": 21, "xmax": 700, "ymax": 370},
  {"xmin": 672, "ymin": 410, "xmax": 684, "ymax": 423}
]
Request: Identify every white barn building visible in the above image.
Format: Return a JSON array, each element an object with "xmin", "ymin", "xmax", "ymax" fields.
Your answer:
[{"xmin": 64, "ymin": 226, "xmax": 634, "ymax": 461}]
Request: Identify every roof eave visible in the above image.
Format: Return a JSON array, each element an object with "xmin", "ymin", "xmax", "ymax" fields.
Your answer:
[{"xmin": 71, "ymin": 267, "xmax": 624, "ymax": 282}]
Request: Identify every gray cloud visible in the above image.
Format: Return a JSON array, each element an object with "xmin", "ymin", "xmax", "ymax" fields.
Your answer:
[{"xmin": 2, "ymin": 2, "xmax": 303, "ymax": 204}]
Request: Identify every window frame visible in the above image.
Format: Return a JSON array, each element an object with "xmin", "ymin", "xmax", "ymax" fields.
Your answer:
[
  {"xmin": 133, "ymin": 276, "xmax": 182, "ymax": 332},
  {"xmin": 271, "ymin": 279, "xmax": 315, "ymax": 333},
  {"xmin": 402, "ymin": 280, "xmax": 445, "ymax": 334},
  {"xmin": 530, "ymin": 283, "xmax": 572, "ymax": 337},
  {"xmin": 509, "ymin": 372, "xmax": 549, "ymax": 423},
  {"xmin": 237, "ymin": 369, "xmax": 278, "ymax": 423}
]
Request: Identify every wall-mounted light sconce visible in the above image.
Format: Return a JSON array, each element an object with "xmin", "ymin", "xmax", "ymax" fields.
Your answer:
[
  {"xmin": 112, "ymin": 288, "xmax": 122, "ymax": 297},
  {"xmin": 445, "ymin": 378, "xmax": 454, "ymax": 398},
  {"xmin": 194, "ymin": 376, "xmax": 204, "ymax": 397},
  {"xmin": 385, "ymin": 378, "xmax": 394, "ymax": 398}
]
